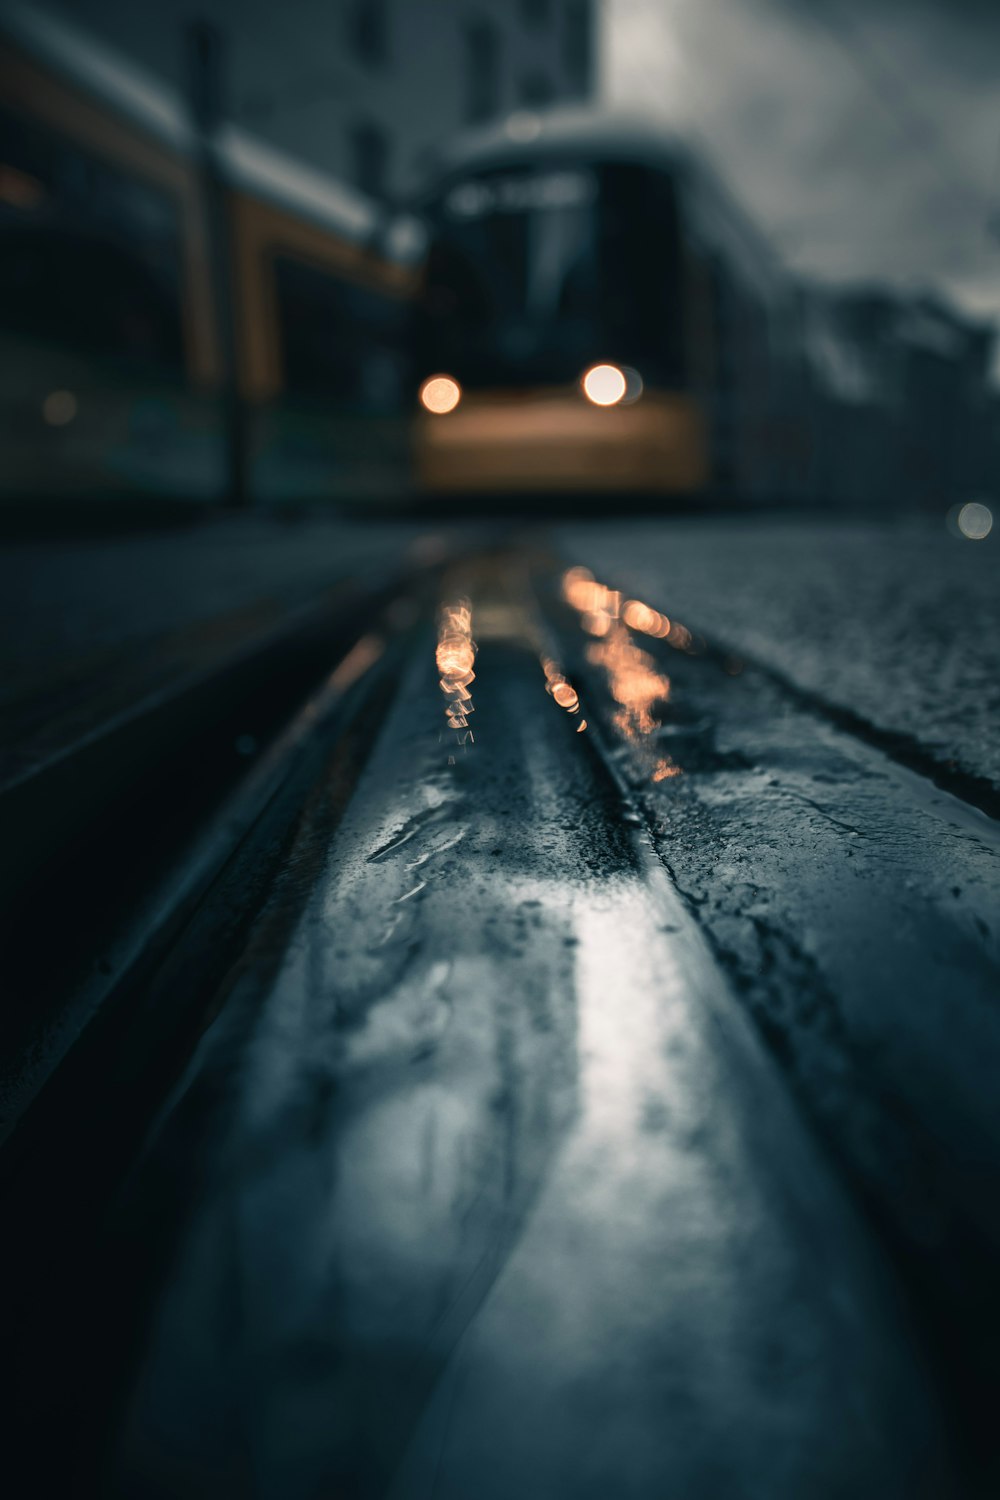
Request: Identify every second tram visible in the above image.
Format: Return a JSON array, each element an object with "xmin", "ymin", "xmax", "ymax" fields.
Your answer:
[{"xmin": 0, "ymin": 3, "xmax": 420, "ymax": 512}]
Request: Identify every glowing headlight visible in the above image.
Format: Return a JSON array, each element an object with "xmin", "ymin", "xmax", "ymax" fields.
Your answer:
[
  {"xmin": 582, "ymin": 363, "xmax": 627, "ymax": 407},
  {"xmin": 419, "ymin": 374, "xmax": 461, "ymax": 414}
]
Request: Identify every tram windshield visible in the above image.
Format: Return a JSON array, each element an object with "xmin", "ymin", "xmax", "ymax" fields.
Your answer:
[{"xmin": 417, "ymin": 160, "xmax": 684, "ymax": 387}]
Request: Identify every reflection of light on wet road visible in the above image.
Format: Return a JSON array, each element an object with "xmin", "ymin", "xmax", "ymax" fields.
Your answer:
[
  {"xmin": 622, "ymin": 598, "xmax": 670, "ymax": 637},
  {"xmin": 437, "ymin": 597, "xmax": 476, "ymax": 758},
  {"xmin": 564, "ymin": 568, "xmax": 696, "ymax": 653},
  {"xmin": 562, "ymin": 566, "xmax": 616, "ymax": 617},
  {"xmin": 541, "ymin": 655, "xmax": 585, "ymax": 730},
  {"xmin": 586, "ymin": 629, "xmax": 670, "ymax": 741},
  {"xmin": 563, "ymin": 566, "xmax": 690, "ymax": 781}
]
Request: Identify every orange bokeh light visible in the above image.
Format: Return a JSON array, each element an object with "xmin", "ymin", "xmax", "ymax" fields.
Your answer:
[
  {"xmin": 542, "ymin": 655, "xmax": 583, "ymax": 721},
  {"xmin": 438, "ymin": 597, "xmax": 476, "ymax": 742},
  {"xmin": 420, "ymin": 374, "xmax": 462, "ymax": 415},
  {"xmin": 562, "ymin": 565, "xmax": 682, "ymax": 779}
]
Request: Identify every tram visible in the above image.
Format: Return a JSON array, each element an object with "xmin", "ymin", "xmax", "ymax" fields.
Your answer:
[
  {"xmin": 411, "ymin": 108, "xmax": 804, "ymax": 500},
  {"xmin": 0, "ymin": 3, "xmax": 420, "ymax": 510}
]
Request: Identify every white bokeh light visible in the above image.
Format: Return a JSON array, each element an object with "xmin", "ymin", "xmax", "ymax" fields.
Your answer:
[
  {"xmin": 582, "ymin": 364, "xmax": 627, "ymax": 407},
  {"xmin": 957, "ymin": 501, "xmax": 993, "ymax": 540}
]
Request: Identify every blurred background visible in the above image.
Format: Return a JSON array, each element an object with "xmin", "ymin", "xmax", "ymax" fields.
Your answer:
[{"xmin": 1, "ymin": 0, "xmax": 997, "ymax": 517}]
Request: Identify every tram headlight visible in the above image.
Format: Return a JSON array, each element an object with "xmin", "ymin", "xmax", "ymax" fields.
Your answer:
[
  {"xmin": 419, "ymin": 374, "xmax": 462, "ymax": 414},
  {"xmin": 581, "ymin": 363, "xmax": 627, "ymax": 407}
]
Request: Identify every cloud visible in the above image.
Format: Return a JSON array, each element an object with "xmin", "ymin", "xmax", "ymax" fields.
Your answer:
[{"xmin": 603, "ymin": 0, "xmax": 1000, "ymax": 321}]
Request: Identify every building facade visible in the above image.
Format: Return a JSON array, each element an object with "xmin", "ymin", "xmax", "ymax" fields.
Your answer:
[
  {"xmin": 43, "ymin": 0, "xmax": 597, "ymax": 200},
  {"xmin": 796, "ymin": 280, "xmax": 996, "ymax": 506}
]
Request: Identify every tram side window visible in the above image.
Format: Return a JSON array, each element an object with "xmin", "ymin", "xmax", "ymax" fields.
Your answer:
[
  {"xmin": 0, "ymin": 108, "xmax": 184, "ymax": 372},
  {"xmin": 273, "ymin": 254, "xmax": 405, "ymax": 412}
]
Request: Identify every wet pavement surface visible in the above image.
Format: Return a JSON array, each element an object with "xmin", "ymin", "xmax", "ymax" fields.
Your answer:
[
  {"xmin": 6, "ymin": 527, "xmax": 1000, "ymax": 1498},
  {"xmin": 0, "ymin": 516, "xmax": 430, "ymax": 788},
  {"xmin": 560, "ymin": 517, "xmax": 1000, "ymax": 796}
]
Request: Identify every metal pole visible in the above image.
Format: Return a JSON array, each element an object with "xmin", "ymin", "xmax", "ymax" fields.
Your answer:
[{"xmin": 186, "ymin": 20, "xmax": 249, "ymax": 508}]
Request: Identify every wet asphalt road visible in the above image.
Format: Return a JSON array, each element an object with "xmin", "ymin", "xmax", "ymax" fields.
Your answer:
[
  {"xmin": 7, "ymin": 536, "xmax": 1000, "ymax": 1498},
  {"xmin": 559, "ymin": 516, "xmax": 1000, "ymax": 796}
]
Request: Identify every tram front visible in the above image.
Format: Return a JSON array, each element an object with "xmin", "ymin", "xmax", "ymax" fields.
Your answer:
[{"xmin": 412, "ymin": 113, "xmax": 709, "ymax": 499}]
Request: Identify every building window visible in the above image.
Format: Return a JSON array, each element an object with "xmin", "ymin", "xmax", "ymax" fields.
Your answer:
[
  {"xmin": 563, "ymin": 0, "xmax": 592, "ymax": 96},
  {"xmin": 520, "ymin": 0, "xmax": 551, "ymax": 26},
  {"xmin": 349, "ymin": 121, "xmax": 389, "ymax": 197},
  {"xmin": 348, "ymin": 0, "xmax": 388, "ymax": 68},
  {"xmin": 464, "ymin": 19, "xmax": 501, "ymax": 124},
  {"xmin": 520, "ymin": 71, "xmax": 554, "ymax": 106}
]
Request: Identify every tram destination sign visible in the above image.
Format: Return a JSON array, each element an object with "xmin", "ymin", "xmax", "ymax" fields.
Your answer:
[{"xmin": 444, "ymin": 170, "xmax": 597, "ymax": 220}]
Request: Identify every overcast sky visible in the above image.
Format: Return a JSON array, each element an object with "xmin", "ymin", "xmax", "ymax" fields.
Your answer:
[{"xmin": 603, "ymin": 0, "xmax": 1000, "ymax": 324}]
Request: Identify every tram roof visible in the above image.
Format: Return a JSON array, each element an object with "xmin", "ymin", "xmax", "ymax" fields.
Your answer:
[
  {"xmin": 421, "ymin": 107, "xmax": 699, "ymax": 189},
  {"xmin": 0, "ymin": 0, "xmax": 194, "ymax": 153}
]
